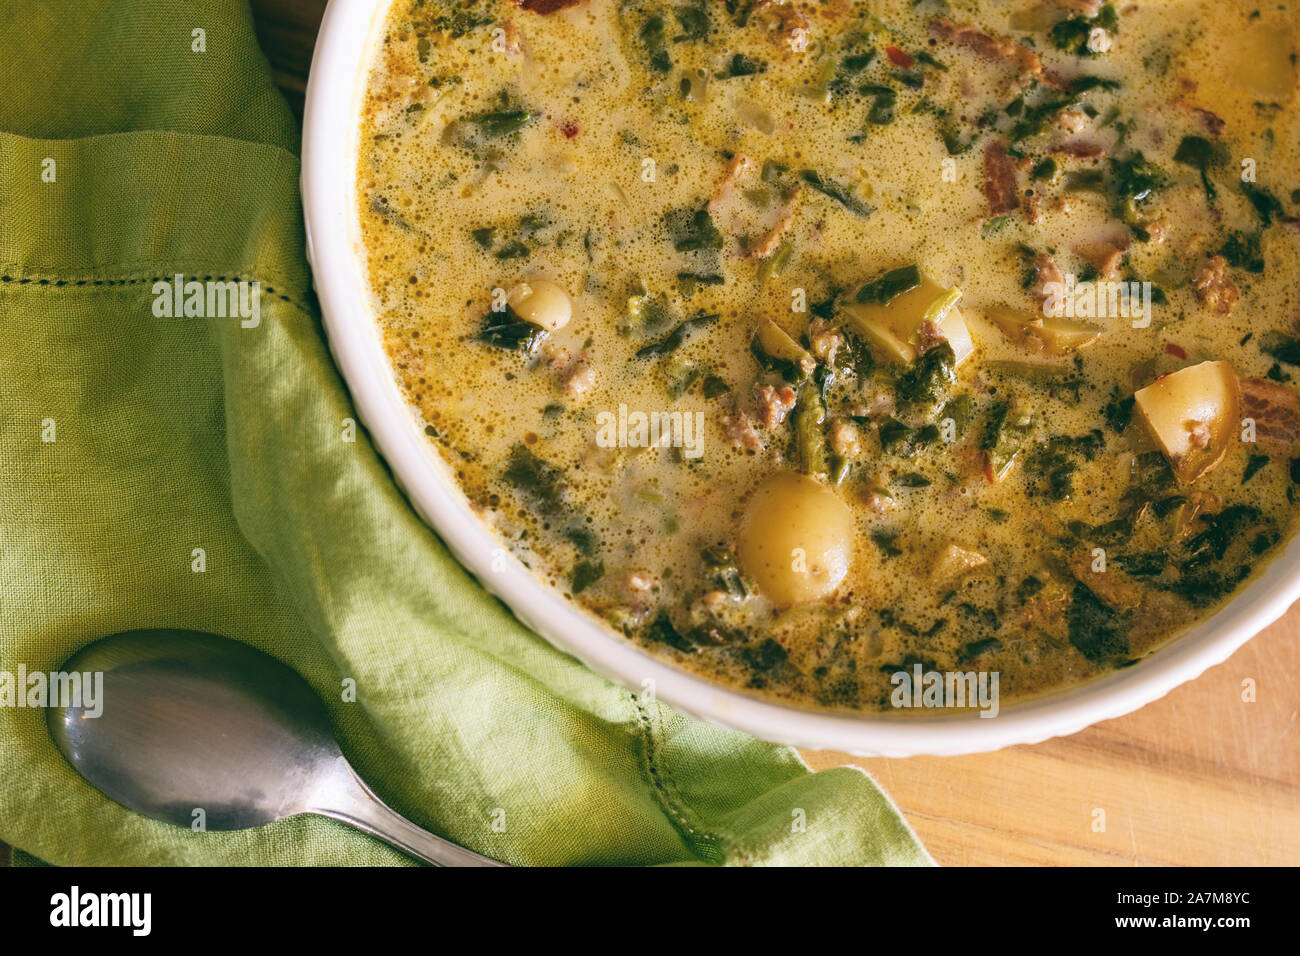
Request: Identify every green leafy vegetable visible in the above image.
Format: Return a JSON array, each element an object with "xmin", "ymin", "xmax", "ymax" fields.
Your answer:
[
  {"xmin": 1173, "ymin": 135, "xmax": 1223, "ymax": 200},
  {"xmin": 502, "ymin": 444, "xmax": 566, "ymax": 515},
  {"xmin": 1066, "ymin": 581, "xmax": 1129, "ymax": 664},
  {"xmin": 793, "ymin": 384, "xmax": 830, "ymax": 480},
  {"xmin": 956, "ymin": 637, "xmax": 1001, "ymax": 664},
  {"xmin": 1109, "ymin": 152, "xmax": 1165, "ymax": 206},
  {"xmin": 1221, "ymin": 231, "xmax": 1264, "ymax": 273},
  {"xmin": 1049, "ymin": 3, "xmax": 1119, "ymax": 56},
  {"xmin": 645, "ymin": 612, "xmax": 696, "ymax": 653},
  {"xmin": 665, "ymin": 206, "xmax": 724, "ymax": 252},
  {"xmin": 673, "ymin": 0, "xmax": 711, "ymax": 40},
  {"xmin": 461, "ymin": 109, "xmax": 537, "ymax": 139},
  {"xmin": 639, "ymin": 14, "xmax": 672, "ymax": 72},
  {"xmin": 861, "ymin": 85, "xmax": 897, "ymax": 125},
  {"xmin": 1242, "ymin": 182, "xmax": 1285, "ymax": 226},
  {"xmin": 478, "ymin": 308, "xmax": 546, "ymax": 352},
  {"xmin": 702, "ymin": 545, "xmax": 748, "ymax": 598},
  {"xmin": 634, "ymin": 312, "xmax": 718, "ymax": 360},
  {"xmin": 896, "ymin": 343, "xmax": 957, "ymax": 407},
  {"xmin": 799, "ymin": 170, "xmax": 875, "ymax": 217},
  {"xmin": 718, "ymin": 52, "xmax": 764, "ymax": 78},
  {"xmin": 855, "ymin": 265, "xmax": 921, "ymax": 305},
  {"xmin": 981, "ymin": 400, "xmax": 1033, "ymax": 479},
  {"xmin": 571, "ymin": 560, "xmax": 605, "ymax": 594},
  {"xmin": 939, "ymin": 394, "xmax": 975, "ymax": 437},
  {"xmin": 1243, "ymin": 454, "xmax": 1270, "ymax": 483}
]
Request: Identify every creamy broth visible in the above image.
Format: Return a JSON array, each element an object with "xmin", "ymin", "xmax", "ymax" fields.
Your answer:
[{"xmin": 358, "ymin": 0, "xmax": 1300, "ymax": 712}]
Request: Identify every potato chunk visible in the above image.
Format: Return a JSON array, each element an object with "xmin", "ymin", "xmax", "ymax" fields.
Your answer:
[
  {"xmin": 842, "ymin": 275, "xmax": 974, "ymax": 365},
  {"xmin": 738, "ymin": 472, "xmax": 854, "ymax": 606},
  {"xmin": 986, "ymin": 305, "xmax": 1100, "ymax": 355},
  {"xmin": 1134, "ymin": 361, "xmax": 1240, "ymax": 485},
  {"xmin": 1197, "ymin": 20, "xmax": 1295, "ymax": 105},
  {"xmin": 508, "ymin": 279, "xmax": 572, "ymax": 331}
]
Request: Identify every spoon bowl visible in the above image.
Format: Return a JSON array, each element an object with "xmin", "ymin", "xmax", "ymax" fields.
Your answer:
[{"xmin": 49, "ymin": 628, "xmax": 501, "ymax": 865}]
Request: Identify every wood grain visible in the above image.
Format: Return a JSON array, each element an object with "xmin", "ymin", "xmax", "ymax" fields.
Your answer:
[{"xmin": 801, "ymin": 608, "xmax": 1300, "ymax": 865}]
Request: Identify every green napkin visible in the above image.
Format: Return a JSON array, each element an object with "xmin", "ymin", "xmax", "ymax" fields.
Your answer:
[{"xmin": 0, "ymin": 0, "xmax": 932, "ymax": 866}]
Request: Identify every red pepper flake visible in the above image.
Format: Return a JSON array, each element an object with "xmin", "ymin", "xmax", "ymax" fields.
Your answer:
[
  {"xmin": 1165, "ymin": 342, "xmax": 1188, "ymax": 360},
  {"xmin": 513, "ymin": 0, "xmax": 580, "ymax": 13},
  {"xmin": 885, "ymin": 46, "xmax": 915, "ymax": 69},
  {"xmin": 560, "ymin": 120, "xmax": 579, "ymax": 139}
]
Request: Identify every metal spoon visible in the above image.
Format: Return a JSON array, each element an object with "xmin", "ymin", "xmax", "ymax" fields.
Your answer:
[{"xmin": 47, "ymin": 628, "xmax": 502, "ymax": 866}]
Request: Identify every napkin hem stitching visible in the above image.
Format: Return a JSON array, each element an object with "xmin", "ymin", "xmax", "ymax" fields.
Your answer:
[
  {"xmin": 627, "ymin": 691, "xmax": 739, "ymax": 865},
  {"xmin": 0, "ymin": 268, "xmax": 314, "ymax": 317}
]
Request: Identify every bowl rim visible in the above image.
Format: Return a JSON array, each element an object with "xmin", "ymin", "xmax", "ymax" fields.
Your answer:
[{"xmin": 301, "ymin": 0, "xmax": 1300, "ymax": 756}]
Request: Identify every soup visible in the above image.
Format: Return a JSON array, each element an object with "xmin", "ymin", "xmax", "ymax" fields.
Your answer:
[{"xmin": 357, "ymin": 0, "xmax": 1300, "ymax": 712}]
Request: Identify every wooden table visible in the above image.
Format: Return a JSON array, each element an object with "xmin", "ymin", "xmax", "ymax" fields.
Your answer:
[
  {"xmin": 807, "ymin": 611, "xmax": 1300, "ymax": 865},
  {"xmin": 4, "ymin": 0, "xmax": 1296, "ymax": 868}
]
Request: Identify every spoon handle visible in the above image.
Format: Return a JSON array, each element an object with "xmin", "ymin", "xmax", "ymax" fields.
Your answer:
[{"xmin": 313, "ymin": 761, "xmax": 505, "ymax": 867}]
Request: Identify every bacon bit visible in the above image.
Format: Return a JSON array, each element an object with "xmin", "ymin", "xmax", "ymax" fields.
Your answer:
[
  {"xmin": 1051, "ymin": 139, "xmax": 1106, "ymax": 159},
  {"xmin": 860, "ymin": 488, "xmax": 892, "ymax": 516},
  {"xmin": 915, "ymin": 320, "xmax": 948, "ymax": 356},
  {"xmin": 1028, "ymin": 252, "xmax": 1064, "ymax": 307},
  {"xmin": 500, "ymin": 20, "xmax": 521, "ymax": 55},
  {"xmin": 808, "ymin": 317, "xmax": 845, "ymax": 365},
  {"xmin": 1137, "ymin": 217, "xmax": 1168, "ymax": 243},
  {"xmin": 541, "ymin": 342, "xmax": 571, "ymax": 369},
  {"xmin": 560, "ymin": 120, "xmax": 579, "ymax": 139},
  {"xmin": 721, "ymin": 408, "xmax": 765, "ymax": 451},
  {"xmin": 1173, "ymin": 96, "xmax": 1226, "ymax": 137},
  {"xmin": 929, "ymin": 17, "xmax": 1062, "ymax": 88},
  {"xmin": 512, "ymin": 0, "xmax": 581, "ymax": 13},
  {"xmin": 755, "ymin": 0, "xmax": 812, "ymax": 53},
  {"xmin": 706, "ymin": 154, "xmax": 752, "ymax": 218},
  {"xmin": 885, "ymin": 46, "xmax": 914, "ymax": 69},
  {"xmin": 1192, "ymin": 255, "xmax": 1239, "ymax": 316},
  {"xmin": 1025, "ymin": 192, "xmax": 1043, "ymax": 224},
  {"xmin": 564, "ymin": 360, "xmax": 596, "ymax": 398},
  {"xmin": 1164, "ymin": 342, "xmax": 1188, "ymax": 360},
  {"xmin": 1053, "ymin": 108, "xmax": 1090, "ymax": 134},
  {"xmin": 743, "ymin": 194, "xmax": 801, "ymax": 260},
  {"xmin": 1191, "ymin": 107, "xmax": 1225, "ymax": 137},
  {"xmin": 1241, "ymin": 378, "xmax": 1300, "ymax": 450},
  {"xmin": 829, "ymin": 418, "xmax": 861, "ymax": 458},
  {"xmin": 753, "ymin": 383, "xmax": 797, "ymax": 428},
  {"xmin": 543, "ymin": 343, "xmax": 594, "ymax": 398},
  {"xmin": 1073, "ymin": 235, "xmax": 1129, "ymax": 279},
  {"xmin": 983, "ymin": 139, "xmax": 1021, "ymax": 216}
]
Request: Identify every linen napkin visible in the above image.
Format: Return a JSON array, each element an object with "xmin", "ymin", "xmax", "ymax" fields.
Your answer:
[{"xmin": 0, "ymin": 0, "xmax": 932, "ymax": 866}]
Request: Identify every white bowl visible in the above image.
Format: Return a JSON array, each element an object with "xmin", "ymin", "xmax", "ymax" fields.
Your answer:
[{"xmin": 301, "ymin": 0, "xmax": 1300, "ymax": 756}]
